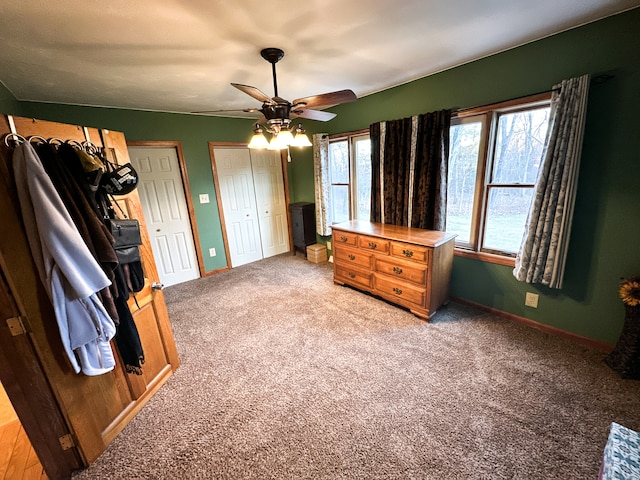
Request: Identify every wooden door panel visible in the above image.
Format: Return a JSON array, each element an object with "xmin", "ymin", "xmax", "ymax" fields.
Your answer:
[
  {"xmin": 135, "ymin": 304, "xmax": 170, "ymax": 385},
  {"xmin": 0, "ymin": 154, "xmax": 132, "ymax": 463},
  {"xmin": 0, "ymin": 256, "xmax": 83, "ymax": 480},
  {"xmin": 0, "ymin": 116, "xmax": 180, "ymax": 469}
]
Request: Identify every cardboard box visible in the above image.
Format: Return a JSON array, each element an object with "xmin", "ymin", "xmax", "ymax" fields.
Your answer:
[{"xmin": 307, "ymin": 244, "xmax": 328, "ymax": 263}]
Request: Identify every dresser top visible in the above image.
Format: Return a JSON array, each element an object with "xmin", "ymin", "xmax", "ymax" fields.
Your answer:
[{"xmin": 332, "ymin": 220, "xmax": 457, "ymax": 247}]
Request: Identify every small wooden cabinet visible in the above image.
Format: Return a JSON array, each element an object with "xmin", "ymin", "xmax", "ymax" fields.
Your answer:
[
  {"xmin": 289, "ymin": 202, "xmax": 316, "ymax": 256},
  {"xmin": 332, "ymin": 220, "xmax": 456, "ymax": 320}
]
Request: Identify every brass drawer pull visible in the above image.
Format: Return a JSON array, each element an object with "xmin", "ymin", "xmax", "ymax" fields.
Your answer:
[
  {"xmin": 393, "ymin": 287, "xmax": 403, "ymax": 295},
  {"xmin": 340, "ymin": 236, "xmax": 348, "ymax": 242},
  {"xmin": 368, "ymin": 242, "xmax": 377, "ymax": 249},
  {"xmin": 402, "ymin": 249, "xmax": 414, "ymax": 258},
  {"xmin": 348, "ymin": 272, "xmax": 356, "ymax": 278},
  {"xmin": 348, "ymin": 254, "xmax": 356, "ymax": 260},
  {"xmin": 393, "ymin": 266, "xmax": 403, "ymax": 274}
]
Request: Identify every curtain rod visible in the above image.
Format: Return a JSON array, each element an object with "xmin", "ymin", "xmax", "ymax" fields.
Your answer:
[{"xmin": 452, "ymin": 73, "xmax": 614, "ymax": 116}]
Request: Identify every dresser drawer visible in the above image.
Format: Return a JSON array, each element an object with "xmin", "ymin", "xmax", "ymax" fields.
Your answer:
[
  {"xmin": 375, "ymin": 256, "xmax": 427, "ymax": 286},
  {"xmin": 390, "ymin": 241, "xmax": 430, "ymax": 264},
  {"xmin": 334, "ymin": 245, "xmax": 373, "ymax": 269},
  {"xmin": 374, "ymin": 275, "xmax": 425, "ymax": 307},
  {"xmin": 335, "ymin": 264, "xmax": 372, "ymax": 289},
  {"xmin": 333, "ymin": 230, "xmax": 358, "ymax": 247},
  {"xmin": 358, "ymin": 235, "xmax": 389, "ymax": 254}
]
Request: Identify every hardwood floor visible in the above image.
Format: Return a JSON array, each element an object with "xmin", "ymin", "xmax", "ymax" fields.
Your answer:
[{"xmin": 0, "ymin": 384, "xmax": 47, "ymax": 480}]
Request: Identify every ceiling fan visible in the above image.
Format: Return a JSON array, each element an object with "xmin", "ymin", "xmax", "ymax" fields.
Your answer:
[{"xmin": 199, "ymin": 48, "xmax": 357, "ymax": 149}]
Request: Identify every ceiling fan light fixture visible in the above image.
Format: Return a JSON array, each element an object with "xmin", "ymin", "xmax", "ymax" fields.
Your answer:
[
  {"xmin": 290, "ymin": 124, "xmax": 312, "ymax": 148},
  {"xmin": 267, "ymin": 130, "xmax": 289, "ymax": 150},
  {"xmin": 276, "ymin": 127, "xmax": 294, "ymax": 146},
  {"xmin": 248, "ymin": 124, "xmax": 269, "ymax": 149},
  {"xmin": 267, "ymin": 136, "xmax": 284, "ymax": 150}
]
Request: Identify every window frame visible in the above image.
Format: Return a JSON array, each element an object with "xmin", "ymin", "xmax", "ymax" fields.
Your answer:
[
  {"xmin": 451, "ymin": 92, "xmax": 552, "ymax": 265},
  {"xmin": 328, "ymin": 129, "xmax": 370, "ymax": 223}
]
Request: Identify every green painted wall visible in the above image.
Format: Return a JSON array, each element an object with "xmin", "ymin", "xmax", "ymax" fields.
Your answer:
[
  {"xmin": 0, "ymin": 82, "xmax": 21, "ymax": 115},
  {"xmin": 5, "ymin": 9, "xmax": 639, "ymax": 343}
]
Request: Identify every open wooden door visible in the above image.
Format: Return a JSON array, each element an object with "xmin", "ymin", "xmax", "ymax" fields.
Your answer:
[
  {"xmin": 0, "ymin": 256, "xmax": 83, "ymax": 479},
  {"xmin": 0, "ymin": 116, "xmax": 180, "ymax": 472}
]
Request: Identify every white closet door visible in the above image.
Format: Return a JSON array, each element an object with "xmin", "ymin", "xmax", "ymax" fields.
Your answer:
[
  {"xmin": 128, "ymin": 146, "xmax": 199, "ymax": 286},
  {"xmin": 249, "ymin": 149, "xmax": 290, "ymax": 258},
  {"xmin": 213, "ymin": 147, "xmax": 263, "ymax": 267}
]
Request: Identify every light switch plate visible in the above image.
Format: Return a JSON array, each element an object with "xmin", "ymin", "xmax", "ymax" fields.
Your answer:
[{"xmin": 199, "ymin": 194, "xmax": 210, "ymax": 204}]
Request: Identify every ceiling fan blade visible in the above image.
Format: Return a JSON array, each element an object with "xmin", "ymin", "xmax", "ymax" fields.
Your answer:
[
  {"xmin": 231, "ymin": 83, "xmax": 275, "ymax": 104},
  {"xmin": 291, "ymin": 109, "xmax": 337, "ymax": 122},
  {"xmin": 292, "ymin": 89, "xmax": 357, "ymax": 110},
  {"xmin": 191, "ymin": 107, "xmax": 261, "ymax": 115}
]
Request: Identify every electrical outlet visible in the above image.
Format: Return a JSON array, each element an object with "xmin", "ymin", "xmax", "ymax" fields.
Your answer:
[
  {"xmin": 525, "ymin": 292, "xmax": 539, "ymax": 308},
  {"xmin": 326, "ymin": 241, "xmax": 332, "ymax": 251},
  {"xmin": 209, "ymin": 248, "xmax": 216, "ymax": 257},
  {"xmin": 199, "ymin": 193, "xmax": 210, "ymax": 204}
]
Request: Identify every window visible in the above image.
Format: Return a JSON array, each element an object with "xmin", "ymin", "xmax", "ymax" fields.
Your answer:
[
  {"xmin": 329, "ymin": 132, "xmax": 371, "ymax": 223},
  {"xmin": 446, "ymin": 94, "xmax": 551, "ymax": 258}
]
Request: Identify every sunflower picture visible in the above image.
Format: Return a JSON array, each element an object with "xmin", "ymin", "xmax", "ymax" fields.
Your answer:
[{"xmin": 619, "ymin": 275, "xmax": 640, "ymax": 307}]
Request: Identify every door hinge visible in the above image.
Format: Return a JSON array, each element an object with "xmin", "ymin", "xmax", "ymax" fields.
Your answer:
[
  {"xmin": 59, "ymin": 433, "xmax": 76, "ymax": 450},
  {"xmin": 5, "ymin": 316, "xmax": 26, "ymax": 336}
]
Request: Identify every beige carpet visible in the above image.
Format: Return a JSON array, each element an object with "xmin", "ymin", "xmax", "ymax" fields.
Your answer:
[{"xmin": 74, "ymin": 254, "xmax": 640, "ymax": 479}]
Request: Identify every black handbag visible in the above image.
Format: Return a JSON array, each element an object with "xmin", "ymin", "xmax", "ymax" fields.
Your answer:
[
  {"xmin": 110, "ymin": 218, "xmax": 142, "ymax": 250},
  {"xmin": 109, "ymin": 218, "xmax": 143, "ymax": 265},
  {"xmin": 101, "ymin": 194, "xmax": 145, "ymax": 292}
]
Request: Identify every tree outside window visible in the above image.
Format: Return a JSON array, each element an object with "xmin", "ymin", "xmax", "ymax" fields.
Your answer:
[{"xmin": 446, "ymin": 94, "xmax": 551, "ymax": 257}]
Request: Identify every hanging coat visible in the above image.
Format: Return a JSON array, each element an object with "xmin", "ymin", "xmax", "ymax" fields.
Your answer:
[
  {"xmin": 36, "ymin": 142, "xmax": 120, "ymax": 322},
  {"xmin": 12, "ymin": 142, "xmax": 116, "ymax": 376}
]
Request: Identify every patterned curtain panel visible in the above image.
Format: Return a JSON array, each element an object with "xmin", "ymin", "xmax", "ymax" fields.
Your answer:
[
  {"xmin": 412, "ymin": 111, "xmax": 451, "ymax": 230},
  {"xmin": 313, "ymin": 133, "xmax": 332, "ymax": 236},
  {"xmin": 370, "ymin": 110, "xmax": 450, "ymax": 229},
  {"xmin": 513, "ymin": 74, "xmax": 590, "ymax": 289},
  {"xmin": 370, "ymin": 122, "xmax": 383, "ymax": 223}
]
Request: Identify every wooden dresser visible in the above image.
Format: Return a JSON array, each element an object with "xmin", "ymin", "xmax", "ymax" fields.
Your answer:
[{"xmin": 332, "ymin": 220, "xmax": 456, "ymax": 320}]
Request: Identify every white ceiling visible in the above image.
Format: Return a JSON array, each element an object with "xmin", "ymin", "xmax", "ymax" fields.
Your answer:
[{"xmin": 0, "ymin": 0, "xmax": 638, "ymax": 118}]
